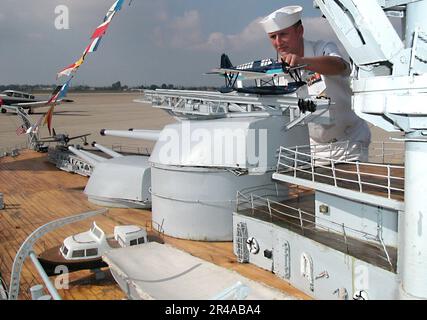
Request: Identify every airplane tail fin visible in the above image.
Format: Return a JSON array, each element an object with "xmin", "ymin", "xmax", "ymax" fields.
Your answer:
[
  {"xmin": 46, "ymin": 85, "xmax": 63, "ymax": 105},
  {"xmin": 220, "ymin": 54, "xmax": 233, "ymax": 69}
]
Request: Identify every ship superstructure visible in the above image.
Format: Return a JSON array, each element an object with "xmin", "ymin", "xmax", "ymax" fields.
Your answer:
[{"xmin": 231, "ymin": 0, "xmax": 427, "ymax": 300}]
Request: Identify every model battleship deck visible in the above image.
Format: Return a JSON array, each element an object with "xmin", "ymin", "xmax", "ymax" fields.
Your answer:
[
  {"xmin": 2, "ymin": 0, "xmax": 427, "ymax": 301},
  {"xmin": 0, "ymin": 150, "xmax": 309, "ymax": 300}
]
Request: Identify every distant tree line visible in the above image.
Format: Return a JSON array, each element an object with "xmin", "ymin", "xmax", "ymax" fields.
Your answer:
[
  {"xmin": 137, "ymin": 83, "xmax": 219, "ymax": 91},
  {"xmin": 0, "ymin": 82, "xmax": 219, "ymax": 93}
]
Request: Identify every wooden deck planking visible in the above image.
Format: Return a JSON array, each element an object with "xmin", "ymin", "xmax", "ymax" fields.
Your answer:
[
  {"xmin": 0, "ymin": 150, "xmax": 311, "ymax": 300},
  {"xmin": 0, "ymin": 151, "xmax": 133, "ymax": 299}
]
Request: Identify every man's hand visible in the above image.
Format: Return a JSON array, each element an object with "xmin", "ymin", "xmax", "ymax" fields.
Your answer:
[
  {"xmin": 280, "ymin": 53, "xmax": 303, "ymax": 67},
  {"xmin": 280, "ymin": 54, "xmax": 350, "ymax": 76}
]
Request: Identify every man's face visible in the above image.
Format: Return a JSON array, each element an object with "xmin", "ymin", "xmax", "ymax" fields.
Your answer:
[{"xmin": 268, "ymin": 24, "xmax": 303, "ymax": 56}]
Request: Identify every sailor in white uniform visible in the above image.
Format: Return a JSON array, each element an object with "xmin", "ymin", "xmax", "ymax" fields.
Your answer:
[{"xmin": 260, "ymin": 5, "xmax": 371, "ymax": 162}]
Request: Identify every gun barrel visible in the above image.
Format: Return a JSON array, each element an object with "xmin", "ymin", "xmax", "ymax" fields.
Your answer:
[
  {"xmin": 100, "ymin": 129, "xmax": 161, "ymax": 141},
  {"xmin": 92, "ymin": 142, "xmax": 123, "ymax": 158},
  {"xmin": 68, "ymin": 146, "xmax": 103, "ymax": 167}
]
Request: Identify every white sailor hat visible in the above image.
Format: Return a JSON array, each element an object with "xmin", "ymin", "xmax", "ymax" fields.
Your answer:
[{"xmin": 259, "ymin": 5, "xmax": 303, "ymax": 34}]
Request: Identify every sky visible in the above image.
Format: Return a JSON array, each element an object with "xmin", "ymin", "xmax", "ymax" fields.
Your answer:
[{"xmin": 0, "ymin": 0, "xmax": 342, "ymax": 87}]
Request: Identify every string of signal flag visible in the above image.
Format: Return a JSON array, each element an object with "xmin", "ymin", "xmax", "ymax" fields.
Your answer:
[{"xmin": 20, "ymin": 0, "xmax": 128, "ymax": 136}]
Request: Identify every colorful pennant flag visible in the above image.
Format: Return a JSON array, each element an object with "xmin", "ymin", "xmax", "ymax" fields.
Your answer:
[
  {"xmin": 46, "ymin": 78, "xmax": 73, "ymax": 106},
  {"xmin": 57, "ymin": 0, "xmax": 124, "ymax": 78},
  {"xmin": 49, "ymin": 0, "xmax": 126, "ymax": 134},
  {"xmin": 44, "ymin": 105, "xmax": 55, "ymax": 136},
  {"xmin": 57, "ymin": 48, "xmax": 89, "ymax": 79},
  {"xmin": 43, "ymin": 78, "xmax": 73, "ymax": 135}
]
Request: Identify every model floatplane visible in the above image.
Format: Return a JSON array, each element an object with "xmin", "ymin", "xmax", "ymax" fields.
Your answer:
[
  {"xmin": 4, "ymin": 104, "xmax": 90, "ymax": 152},
  {"xmin": 38, "ymin": 128, "xmax": 90, "ymax": 146},
  {"xmin": 208, "ymin": 53, "xmax": 308, "ymax": 95}
]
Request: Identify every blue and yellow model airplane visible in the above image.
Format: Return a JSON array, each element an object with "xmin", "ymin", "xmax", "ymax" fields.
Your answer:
[{"xmin": 208, "ymin": 53, "xmax": 307, "ymax": 95}]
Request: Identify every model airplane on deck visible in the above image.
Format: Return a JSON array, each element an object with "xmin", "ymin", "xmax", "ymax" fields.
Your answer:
[
  {"xmin": 0, "ymin": 88, "xmax": 70, "ymax": 114},
  {"xmin": 208, "ymin": 53, "xmax": 307, "ymax": 95},
  {"xmin": 38, "ymin": 128, "xmax": 91, "ymax": 146}
]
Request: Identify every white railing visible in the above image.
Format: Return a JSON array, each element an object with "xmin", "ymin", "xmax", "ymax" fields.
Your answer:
[
  {"xmin": 276, "ymin": 141, "xmax": 404, "ymax": 200},
  {"xmin": 236, "ymin": 190, "xmax": 394, "ymax": 270}
]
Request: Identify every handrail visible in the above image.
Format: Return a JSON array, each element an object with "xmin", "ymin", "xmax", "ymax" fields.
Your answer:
[
  {"xmin": 237, "ymin": 191, "xmax": 375, "ymax": 240},
  {"xmin": 276, "ymin": 142, "xmax": 404, "ymax": 200},
  {"xmin": 235, "ymin": 190, "xmax": 394, "ymax": 270}
]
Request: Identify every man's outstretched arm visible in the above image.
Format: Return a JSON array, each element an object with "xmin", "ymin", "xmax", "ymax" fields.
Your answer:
[{"xmin": 281, "ymin": 53, "xmax": 350, "ymax": 76}]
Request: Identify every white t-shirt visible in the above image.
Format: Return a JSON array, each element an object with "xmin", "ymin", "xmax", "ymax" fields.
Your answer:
[{"xmin": 303, "ymin": 39, "xmax": 371, "ymax": 162}]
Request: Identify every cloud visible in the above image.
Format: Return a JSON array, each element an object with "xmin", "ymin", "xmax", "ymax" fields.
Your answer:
[
  {"xmin": 170, "ymin": 10, "xmax": 203, "ymax": 48},
  {"xmin": 153, "ymin": 10, "xmax": 203, "ymax": 49},
  {"xmin": 156, "ymin": 13, "xmax": 346, "ymax": 55},
  {"xmin": 0, "ymin": 0, "xmax": 406, "ymax": 87},
  {"xmin": 196, "ymin": 18, "xmax": 266, "ymax": 52},
  {"xmin": 153, "ymin": 12, "xmax": 266, "ymax": 53}
]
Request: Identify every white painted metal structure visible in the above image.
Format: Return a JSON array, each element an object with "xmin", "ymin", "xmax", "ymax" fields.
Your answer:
[
  {"xmin": 48, "ymin": 147, "xmax": 94, "ymax": 176},
  {"xmin": 8, "ymin": 209, "xmax": 107, "ymax": 300},
  {"xmin": 104, "ymin": 85, "xmax": 331, "ymax": 240},
  {"xmin": 60, "ymin": 222, "xmax": 147, "ymax": 260},
  {"xmin": 84, "ymin": 155, "xmax": 151, "ymax": 208},
  {"xmin": 0, "ymin": 277, "xmax": 7, "ymax": 300},
  {"xmin": 143, "ymin": 89, "xmax": 331, "ymax": 128},
  {"xmin": 68, "ymin": 146, "xmax": 152, "ymax": 208},
  {"xmin": 313, "ymin": 0, "xmax": 427, "ymax": 299},
  {"xmin": 103, "ymin": 242, "xmax": 295, "ymax": 300}
]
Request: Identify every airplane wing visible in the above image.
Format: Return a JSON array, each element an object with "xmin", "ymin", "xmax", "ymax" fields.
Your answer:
[
  {"xmin": 8, "ymin": 100, "xmax": 64, "ymax": 109},
  {"xmin": 210, "ymin": 68, "xmax": 284, "ymax": 81},
  {"xmin": 36, "ymin": 138, "xmax": 58, "ymax": 143},
  {"xmin": 68, "ymin": 133, "xmax": 91, "ymax": 140},
  {"xmin": 209, "ymin": 68, "xmax": 266, "ymax": 77}
]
